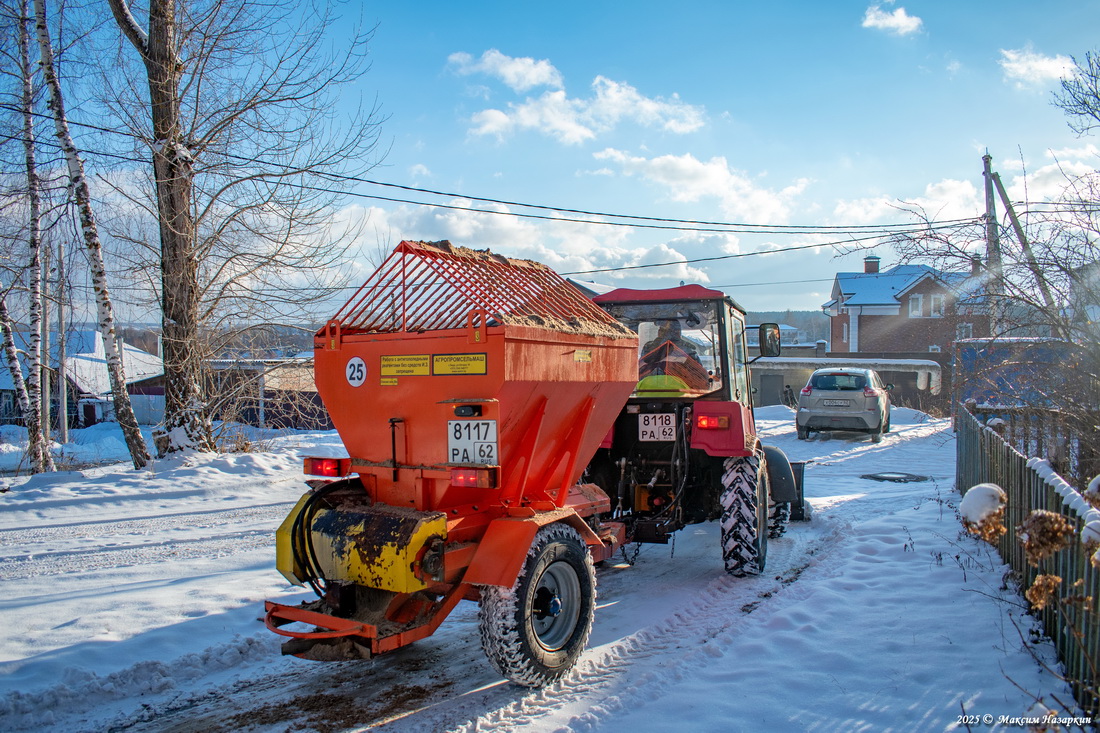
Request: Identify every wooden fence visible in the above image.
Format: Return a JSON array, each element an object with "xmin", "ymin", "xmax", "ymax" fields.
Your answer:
[
  {"xmin": 957, "ymin": 406, "xmax": 1100, "ymax": 715},
  {"xmin": 965, "ymin": 405, "xmax": 1100, "ymax": 491}
]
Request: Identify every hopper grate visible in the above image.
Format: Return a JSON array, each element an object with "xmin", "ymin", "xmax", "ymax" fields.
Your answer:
[{"xmin": 329, "ymin": 240, "xmax": 633, "ymax": 337}]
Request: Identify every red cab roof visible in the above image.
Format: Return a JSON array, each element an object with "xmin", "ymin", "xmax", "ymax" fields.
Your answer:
[
  {"xmin": 593, "ymin": 284, "xmax": 744, "ymax": 313},
  {"xmin": 593, "ymin": 284, "xmax": 728, "ymax": 304}
]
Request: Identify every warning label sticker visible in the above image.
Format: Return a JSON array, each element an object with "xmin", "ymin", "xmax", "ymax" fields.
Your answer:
[
  {"xmin": 381, "ymin": 354, "xmax": 430, "ymax": 376},
  {"xmin": 433, "ymin": 353, "xmax": 487, "ymax": 375}
]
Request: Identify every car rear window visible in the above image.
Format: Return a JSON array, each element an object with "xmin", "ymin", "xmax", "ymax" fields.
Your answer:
[{"xmin": 811, "ymin": 373, "xmax": 866, "ymax": 391}]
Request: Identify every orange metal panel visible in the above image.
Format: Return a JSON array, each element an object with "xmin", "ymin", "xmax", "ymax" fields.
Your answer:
[
  {"xmin": 461, "ymin": 517, "xmax": 541, "ymax": 587},
  {"xmin": 314, "ymin": 324, "xmax": 637, "ymax": 516}
]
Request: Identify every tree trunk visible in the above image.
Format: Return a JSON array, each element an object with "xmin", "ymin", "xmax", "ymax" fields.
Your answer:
[
  {"xmin": 108, "ymin": 0, "xmax": 212, "ymax": 455},
  {"xmin": 33, "ymin": 0, "xmax": 150, "ymax": 470},
  {"xmin": 16, "ymin": 0, "xmax": 53, "ymax": 473},
  {"xmin": 0, "ymin": 297, "xmax": 51, "ymax": 472}
]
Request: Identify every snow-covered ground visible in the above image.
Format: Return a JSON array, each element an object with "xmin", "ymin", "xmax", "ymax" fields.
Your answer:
[{"xmin": 0, "ymin": 407, "xmax": 1081, "ymax": 732}]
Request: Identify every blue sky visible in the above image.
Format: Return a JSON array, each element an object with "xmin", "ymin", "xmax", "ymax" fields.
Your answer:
[{"xmin": 331, "ymin": 1, "xmax": 1100, "ymax": 311}]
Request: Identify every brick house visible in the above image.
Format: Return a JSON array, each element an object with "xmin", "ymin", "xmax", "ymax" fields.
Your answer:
[{"xmin": 822, "ymin": 255, "xmax": 990, "ymax": 355}]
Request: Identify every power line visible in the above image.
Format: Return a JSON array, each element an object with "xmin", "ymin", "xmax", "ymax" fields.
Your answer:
[
  {"xmin": 558, "ymin": 223, "xmax": 977, "ymax": 275},
  {"xmin": 0, "ymin": 102, "xmax": 985, "ymax": 238}
]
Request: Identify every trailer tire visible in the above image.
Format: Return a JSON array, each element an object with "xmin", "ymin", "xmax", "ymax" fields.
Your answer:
[
  {"xmin": 720, "ymin": 455, "xmax": 768, "ymax": 576},
  {"xmin": 478, "ymin": 523, "xmax": 595, "ymax": 687}
]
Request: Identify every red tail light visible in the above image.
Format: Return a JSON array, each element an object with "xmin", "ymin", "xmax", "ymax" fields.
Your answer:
[
  {"xmin": 696, "ymin": 414, "xmax": 730, "ymax": 430},
  {"xmin": 801, "ymin": 385, "xmax": 813, "ymax": 395},
  {"xmin": 451, "ymin": 467, "xmax": 498, "ymax": 489},
  {"xmin": 303, "ymin": 457, "xmax": 352, "ymax": 477},
  {"xmin": 863, "ymin": 387, "xmax": 877, "ymax": 396}
]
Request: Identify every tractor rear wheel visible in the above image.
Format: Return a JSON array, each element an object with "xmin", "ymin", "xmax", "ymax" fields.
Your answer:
[
  {"xmin": 768, "ymin": 500, "xmax": 791, "ymax": 538},
  {"xmin": 720, "ymin": 455, "xmax": 768, "ymax": 576},
  {"xmin": 478, "ymin": 523, "xmax": 595, "ymax": 687}
]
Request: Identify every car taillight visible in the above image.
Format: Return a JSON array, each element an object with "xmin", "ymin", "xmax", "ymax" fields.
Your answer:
[
  {"xmin": 303, "ymin": 456, "xmax": 351, "ymax": 477},
  {"xmin": 863, "ymin": 387, "xmax": 877, "ymax": 396},
  {"xmin": 451, "ymin": 467, "xmax": 498, "ymax": 489},
  {"xmin": 696, "ymin": 414, "xmax": 730, "ymax": 430},
  {"xmin": 801, "ymin": 385, "xmax": 813, "ymax": 395}
]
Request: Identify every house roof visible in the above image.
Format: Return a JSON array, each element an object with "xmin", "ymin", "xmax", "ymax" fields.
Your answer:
[
  {"xmin": 826, "ymin": 264, "xmax": 984, "ymax": 309},
  {"xmin": 0, "ymin": 330, "xmax": 163, "ymax": 397}
]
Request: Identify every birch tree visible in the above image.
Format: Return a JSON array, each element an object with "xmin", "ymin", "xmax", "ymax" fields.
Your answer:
[
  {"xmin": 104, "ymin": 0, "xmax": 382, "ymax": 453},
  {"xmin": 33, "ymin": 0, "xmax": 149, "ymax": 469},
  {"xmin": 0, "ymin": 291, "xmax": 54, "ymax": 471},
  {"xmin": 14, "ymin": 0, "xmax": 49, "ymax": 471},
  {"xmin": 0, "ymin": 0, "xmax": 56, "ymax": 472}
]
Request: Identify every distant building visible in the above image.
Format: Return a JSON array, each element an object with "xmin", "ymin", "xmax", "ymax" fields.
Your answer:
[
  {"xmin": 205, "ymin": 356, "xmax": 331, "ymax": 430},
  {"xmin": 822, "ymin": 255, "xmax": 990, "ymax": 355},
  {"xmin": 0, "ymin": 330, "xmax": 163, "ymax": 427}
]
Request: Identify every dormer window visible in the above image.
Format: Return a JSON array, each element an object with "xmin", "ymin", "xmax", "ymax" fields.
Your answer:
[{"xmin": 908, "ymin": 294, "xmax": 923, "ymax": 317}]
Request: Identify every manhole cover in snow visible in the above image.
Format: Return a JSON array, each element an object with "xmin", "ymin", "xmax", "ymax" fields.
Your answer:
[{"xmin": 860, "ymin": 472, "xmax": 930, "ymax": 483}]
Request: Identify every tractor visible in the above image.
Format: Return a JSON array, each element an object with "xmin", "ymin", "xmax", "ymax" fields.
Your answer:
[
  {"xmin": 585, "ymin": 285, "xmax": 801, "ymax": 576},
  {"xmin": 263, "ymin": 242, "xmax": 799, "ymax": 688}
]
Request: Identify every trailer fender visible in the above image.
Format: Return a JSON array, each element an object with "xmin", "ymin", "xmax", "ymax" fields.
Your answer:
[
  {"xmin": 463, "ymin": 510, "xmax": 602, "ymax": 588},
  {"xmin": 761, "ymin": 445, "xmax": 799, "ymax": 503}
]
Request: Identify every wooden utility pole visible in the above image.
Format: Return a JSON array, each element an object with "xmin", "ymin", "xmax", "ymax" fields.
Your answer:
[
  {"xmin": 982, "ymin": 153, "xmax": 1005, "ymax": 336},
  {"xmin": 40, "ymin": 241, "xmax": 50, "ymax": 441},
  {"xmin": 991, "ymin": 172, "xmax": 1058, "ymax": 312},
  {"xmin": 57, "ymin": 243, "xmax": 67, "ymax": 443}
]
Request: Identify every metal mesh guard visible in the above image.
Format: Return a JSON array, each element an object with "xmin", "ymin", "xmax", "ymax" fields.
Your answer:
[{"xmin": 329, "ymin": 241, "xmax": 634, "ymax": 337}]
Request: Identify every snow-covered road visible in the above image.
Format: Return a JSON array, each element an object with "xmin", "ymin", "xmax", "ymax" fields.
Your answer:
[{"xmin": 0, "ymin": 408, "xmax": 1078, "ymax": 732}]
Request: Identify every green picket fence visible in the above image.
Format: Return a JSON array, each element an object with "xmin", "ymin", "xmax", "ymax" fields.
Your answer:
[{"xmin": 957, "ymin": 406, "xmax": 1100, "ymax": 716}]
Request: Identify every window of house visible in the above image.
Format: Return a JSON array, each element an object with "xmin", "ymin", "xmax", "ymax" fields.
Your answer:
[
  {"xmin": 930, "ymin": 293, "xmax": 944, "ymax": 317},
  {"xmin": 957, "ymin": 322, "xmax": 973, "ymax": 340},
  {"xmin": 842, "ymin": 322, "xmax": 848, "ymax": 343},
  {"xmin": 909, "ymin": 294, "xmax": 923, "ymax": 317}
]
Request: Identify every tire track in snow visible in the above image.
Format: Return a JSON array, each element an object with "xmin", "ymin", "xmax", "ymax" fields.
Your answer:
[
  {"xmin": 445, "ymin": 520, "xmax": 848, "ymax": 733},
  {"xmin": 0, "ymin": 529, "xmax": 275, "ymax": 580},
  {"xmin": 0, "ymin": 503, "xmax": 291, "ymax": 580}
]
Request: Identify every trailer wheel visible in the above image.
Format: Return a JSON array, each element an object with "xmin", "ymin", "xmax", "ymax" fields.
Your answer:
[
  {"xmin": 478, "ymin": 523, "xmax": 595, "ymax": 687},
  {"xmin": 720, "ymin": 454, "xmax": 768, "ymax": 576}
]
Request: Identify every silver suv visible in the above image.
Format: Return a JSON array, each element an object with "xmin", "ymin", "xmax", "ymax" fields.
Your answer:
[{"xmin": 796, "ymin": 367, "xmax": 892, "ymax": 442}]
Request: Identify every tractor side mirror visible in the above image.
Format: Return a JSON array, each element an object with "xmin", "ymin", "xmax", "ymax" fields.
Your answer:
[{"xmin": 758, "ymin": 323, "xmax": 781, "ymax": 358}]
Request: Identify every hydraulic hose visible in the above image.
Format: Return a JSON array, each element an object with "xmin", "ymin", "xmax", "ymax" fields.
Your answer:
[{"xmin": 290, "ymin": 481, "xmax": 347, "ymax": 598}]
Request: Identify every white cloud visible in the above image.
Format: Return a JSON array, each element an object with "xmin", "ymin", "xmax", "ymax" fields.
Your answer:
[
  {"xmin": 472, "ymin": 91, "xmax": 595, "ymax": 145},
  {"xmin": 457, "ymin": 53, "xmax": 705, "ymax": 145},
  {"xmin": 834, "ymin": 178, "xmax": 983, "ymax": 223},
  {"xmin": 409, "ymin": 164, "xmax": 432, "ymax": 178},
  {"xmin": 448, "ymin": 49, "xmax": 563, "ymax": 92},
  {"xmin": 331, "ymin": 196, "xmax": 732, "ymax": 286},
  {"xmin": 998, "ymin": 47, "xmax": 1074, "ymax": 88},
  {"xmin": 587, "ymin": 77, "xmax": 705, "ymax": 134},
  {"xmin": 1004, "ymin": 160, "xmax": 1099, "ymax": 202},
  {"xmin": 1047, "ymin": 143, "xmax": 1100, "ymax": 160},
  {"xmin": 593, "ymin": 148, "xmax": 807, "ymax": 224},
  {"xmin": 862, "ymin": 5, "xmax": 923, "ymax": 36}
]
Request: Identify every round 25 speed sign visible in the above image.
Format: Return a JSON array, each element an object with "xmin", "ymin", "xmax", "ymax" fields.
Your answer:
[{"xmin": 346, "ymin": 357, "xmax": 366, "ymax": 387}]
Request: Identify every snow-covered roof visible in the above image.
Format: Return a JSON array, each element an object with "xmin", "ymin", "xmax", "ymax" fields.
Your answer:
[
  {"xmin": 0, "ymin": 330, "xmax": 163, "ymax": 397},
  {"xmin": 826, "ymin": 264, "xmax": 984, "ymax": 309},
  {"xmin": 566, "ymin": 277, "xmax": 616, "ymax": 297}
]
